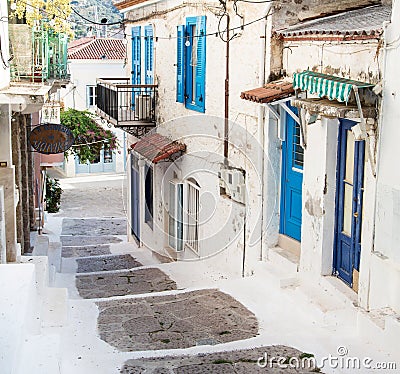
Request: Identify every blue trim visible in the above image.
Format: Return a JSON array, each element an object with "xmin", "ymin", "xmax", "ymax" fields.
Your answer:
[
  {"xmin": 131, "ymin": 26, "xmax": 141, "ymax": 85},
  {"xmin": 176, "ymin": 25, "xmax": 185, "ymax": 103},
  {"xmin": 144, "ymin": 25, "xmax": 154, "ymax": 85},
  {"xmin": 279, "ymin": 104, "xmax": 303, "ymax": 241}
]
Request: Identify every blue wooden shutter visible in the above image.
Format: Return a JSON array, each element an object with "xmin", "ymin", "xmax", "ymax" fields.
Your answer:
[
  {"xmin": 176, "ymin": 25, "xmax": 185, "ymax": 103},
  {"xmin": 144, "ymin": 25, "xmax": 154, "ymax": 85},
  {"xmin": 195, "ymin": 16, "xmax": 206, "ymax": 112},
  {"xmin": 131, "ymin": 26, "xmax": 141, "ymax": 85}
]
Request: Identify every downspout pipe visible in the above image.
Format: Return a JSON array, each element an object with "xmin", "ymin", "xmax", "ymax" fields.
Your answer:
[
  {"xmin": 224, "ymin": 14, "xmax": 230, "ymax": 164},
  {"xmin": 258, "ymin": 4, "xmax": 272, "ymax": 261}
]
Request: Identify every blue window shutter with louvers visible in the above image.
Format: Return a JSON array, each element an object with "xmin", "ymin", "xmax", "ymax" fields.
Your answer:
[
  {"xmin": 144, "ymin": 25, "xmax": 153, "ymax": 85},
  {"xmin": 176, "ymin": 25, "xmax": 185, "ymax": 103},
  {"xmin": 131, "ymin": 26, "xmax": 141, "ymax": 85},
  {"xmin": 195, "ymin": 16, "xmax": 206, "ymax": 112}
]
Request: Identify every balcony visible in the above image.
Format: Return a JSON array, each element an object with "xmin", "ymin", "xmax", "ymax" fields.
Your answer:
[
  {"xmin": 9, "ymin": 23, "xmax": 69, "ymax": 84},
  {"xmin": 96, "ymin": 78, "xmax": 157, "ymax": 137}
]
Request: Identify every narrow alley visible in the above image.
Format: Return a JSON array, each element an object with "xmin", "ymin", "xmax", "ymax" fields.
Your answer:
[{"xmin": 14, "ymin": 172, "xmax": 397, "ymax": 374}]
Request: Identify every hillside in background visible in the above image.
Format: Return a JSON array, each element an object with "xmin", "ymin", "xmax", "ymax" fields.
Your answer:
[{"xmin": 70, "ymin": 0, "xmax": 123, "ymax": 39}]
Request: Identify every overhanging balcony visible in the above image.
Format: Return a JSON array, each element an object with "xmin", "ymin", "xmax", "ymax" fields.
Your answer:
[{"xmin": 96, "ymin": 78, "xmax": 157, "ymax": 137}]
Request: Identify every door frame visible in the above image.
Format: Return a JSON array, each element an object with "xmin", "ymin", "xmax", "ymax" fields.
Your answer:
[
  {"xmin": 279, "ymin": 103, "xmax": 303, "ymax": 242},
  {"xmin": 333, "ymin": 119, "xmax": 365, "ymax": 287}
]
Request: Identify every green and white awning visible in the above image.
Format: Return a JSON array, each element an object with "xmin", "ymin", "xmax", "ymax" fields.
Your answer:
[{"xmin": 293, "ymin": 71, "xmax": 374, "ymax": 103}]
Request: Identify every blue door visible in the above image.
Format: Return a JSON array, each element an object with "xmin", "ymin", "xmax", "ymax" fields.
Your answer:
[
  {"xmin": 280, "ymin": 105, "xmax": 303, "ymax": 241},
  {"xmin": 144, "ymin": 25, "xmax": 154, "ymax": 85},
  {"xmin": 75, "ymin": 145, "xmax": 116, "ymax": 174},
  {"xmin": 131, "ymin": 154, "xmax": 140, "ymax": 241},
  {"xmin": 333, "ymin": 119, "xmax": 365, "ymax": 286}
]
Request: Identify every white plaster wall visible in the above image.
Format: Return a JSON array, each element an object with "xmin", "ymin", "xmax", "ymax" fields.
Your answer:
[
  {"xmin": 61, "ymin": 60, "xmax": 127, "ymax": 175},
  {"xmin": 124, "ymin": 1, "xmax": 269, "ymax": 275},
  {"xmin": 283, "ymin": 40, "xmax": 382, "ymax": 83},
  {"xmin": 299, "ymin": 117, "xmax": 338, "ymax": 278},
  {"xmin": 367, "ymin": 1, "xmax": 400, "ymax": 313},
  {"xmin": 0, "ymin": 186, "xmax": 6, "ymax": 263},
  {"xmin": 0, "ymin": 264, "xmax": 37, "ymax": 374},
  {"xmin": 0, "ymin": 0, "xmax": 10, "ymax": 90}
]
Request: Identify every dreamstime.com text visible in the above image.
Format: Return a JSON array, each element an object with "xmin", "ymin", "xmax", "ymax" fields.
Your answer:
[{"xmin": 257, "ymin": 346, "xmax": 397, "ymax": 370}]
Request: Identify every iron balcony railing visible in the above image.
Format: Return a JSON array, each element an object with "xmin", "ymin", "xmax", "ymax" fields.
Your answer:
[
  {"xmin": 96, "ymin": 78, "xmax": 157, "ymax": 129},
  {"xmin": 9, "ymin": 23, "xmax": 69, "ymax": 83}
]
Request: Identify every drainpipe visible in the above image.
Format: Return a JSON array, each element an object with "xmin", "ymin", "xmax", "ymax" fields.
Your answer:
[
  {"xmin": 258, "ymin": 4, "xmax": 272, "ymax": 260},
  {"xmin": 224, "ymin": 14, "xmax": 230, "ymax": 164}
]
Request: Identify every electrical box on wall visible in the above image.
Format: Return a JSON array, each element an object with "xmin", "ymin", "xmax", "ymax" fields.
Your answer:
[{"xmin": 219, "ymin": 166, "xmax": 246, "ymax": 204}]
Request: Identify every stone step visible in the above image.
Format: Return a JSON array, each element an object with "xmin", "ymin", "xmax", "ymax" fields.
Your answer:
[
  {"xmin": 32, "ymin": 235, "xmax": 49, "ymax": 256},
  {"xmin": 42, "ymin": 287, "xmax": 69, "ymax": 328},
  {"xmin": 0, "ymin": 263, "xmax": 37, "ymax": 374},
  {"xmin": 16, "ymin": 334, "xmax": 61, "ymax": 374}
]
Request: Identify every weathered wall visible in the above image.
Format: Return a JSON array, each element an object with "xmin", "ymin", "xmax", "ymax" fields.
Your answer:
[
  {"xmin": 124, "ymin": 0, "xmax": 269, "ymax": 275},
  {"xmin": 272, "ymin": 0, "xmax": 380, "ymax": 30},
  {"xmin": 368, "ymin": 0, "xmax": 400, "ymax": 313},
  {"xmin": 0, "ymin": 187, "xmax": 6, "ymax": 263},
  {"xmin": 283, "ymin": 40, "xmax": 382, "ymax": 83},
  {"xmin": 0, "ymin": 1, "xmax": 9, "ymax": 89}
]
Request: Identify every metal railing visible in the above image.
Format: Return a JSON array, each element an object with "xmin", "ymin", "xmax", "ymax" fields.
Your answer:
[{"xmin": 96, "ymin": 78, "xmax": 157, "ymax": 127}]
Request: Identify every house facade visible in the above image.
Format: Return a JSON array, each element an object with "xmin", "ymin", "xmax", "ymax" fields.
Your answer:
[
  {"xmin": 0, "ymin": 7, "xmax": 69, "ymax": 260},
  {"xmin": 96, "ymin": 0, "xmax": 400, "ymax": 317},
  {"xmin": 61, "ymin": 37, "xmax": 127, "ymax": 176}
]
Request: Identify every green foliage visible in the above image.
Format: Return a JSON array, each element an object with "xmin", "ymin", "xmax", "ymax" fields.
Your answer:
[
  {"xmin": 61, "ymin": 108, "xmax": 118, "ymax": 164},
  {"xmin": 45, "ymin": 177, "xmax": 62, "ymax": 213}
]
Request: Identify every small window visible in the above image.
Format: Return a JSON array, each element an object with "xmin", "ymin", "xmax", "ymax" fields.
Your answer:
[
  {"xmin": 292, "ymin": 121, "xmax": 304, "ymax": 169},
  {"xmin": 86, "ymin": 85, "xmax": 97, "ymax": 108},
  {"xmin": 144, "ymin": 165, "xmax": 153, "ymax": 228}
]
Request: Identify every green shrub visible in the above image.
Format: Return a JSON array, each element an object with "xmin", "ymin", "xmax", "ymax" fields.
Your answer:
[{"xmin": 45, "ymin": 177, "xmax": 63, "ymax": 213}]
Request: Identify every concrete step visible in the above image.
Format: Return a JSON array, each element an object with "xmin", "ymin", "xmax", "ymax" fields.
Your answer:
[
  {"xmin": 48, "ymin": 242, "xmax": 62, "ymax": 273},
  {"xmin": 42, "ymin": 287, "xmax": 69, "ymax": 328},
  {"xmin": 32, "ymin": 235, "xmax": 49, "ymax": 256},
  {"xmin": 16, "ymin": 333, "xmax": 61, "ymax": 374},
  {"xmin": 0, "ymin": 263, "xmax": 37, "ymax": 374}
]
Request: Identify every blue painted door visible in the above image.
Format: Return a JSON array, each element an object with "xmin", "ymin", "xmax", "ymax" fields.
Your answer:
[
  {"xmin": 280, "ymin": 105, "xmax": 303, "ymax": 241},
  {"xmin": 131, "ymin": 154, "xmax": 140, "ymax": 241},
  {"xmin": 144, "ymin": 25, "xmax": 154, "ymax": 85},
  {"xmin": 333, "ymin": 119, "xmax": 365, "ymax": 286},
  {"xmin": 75, "ymin": 146, "xmax": 116, "ymax": 174}
]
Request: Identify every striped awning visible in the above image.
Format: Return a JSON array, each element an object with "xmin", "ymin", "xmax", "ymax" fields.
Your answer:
[{"xmin": 293, "ymin": 71, "xmax": 374, "ymax": 103}]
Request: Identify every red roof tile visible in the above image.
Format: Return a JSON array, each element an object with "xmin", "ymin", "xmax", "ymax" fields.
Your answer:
[
  {"xmin": 131, "ymin": 133, "xmax": 186, "ymax": 163},
  {"xmin": 68, "ymin": 38, "xmax": 126, "ymax": 60},
  {"xmin": 240, "ymin": 80, "xmax": 294, "ymax": 103}
]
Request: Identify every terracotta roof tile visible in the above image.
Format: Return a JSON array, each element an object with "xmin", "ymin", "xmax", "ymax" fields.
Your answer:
[
  {"xmin": 131, "ymin": 133, "xmax": 186, "ymax": 163},
  {"xmin": 240, "ymin": 80, "xmax": 294, "ymax": 104},
  {"xmin": 68, "ymin": 38, "xmax": 126, "ymax": 60}
]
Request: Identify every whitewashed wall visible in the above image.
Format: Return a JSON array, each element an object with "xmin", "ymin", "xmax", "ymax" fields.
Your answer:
[
  {"xmin": 0, "ymin": 0, "xmax": 10, "ymax": 90},
  {"xmin": 61, "ymin": 59, "xmax": 126, "ymax": 175},
  {"xmin": 367, "ymin": 2, "xmax": 400, "ymax": 313},
  {"xmin": 124, "ymin": 0, "xmax": 270, "ymax": 275},
  {"xmin": 279, "ymin": 37, "xmax": 383, "ymax": 307},
  {"xmin": 283, "ymin": 40, "xmax": 382, "ymax": 83}
]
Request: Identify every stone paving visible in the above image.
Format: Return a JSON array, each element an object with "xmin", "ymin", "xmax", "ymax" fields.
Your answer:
[
  {"xmin": 76, "ymin": 268, "xmax": 177, "ymax": 299},
  {"xmin": 61, "ymin": 244, "xmax": 112, "ymax": 258},
  {"xmin": 120, "ymin": 346, "xmax": 319, "ymax": 373},
  {"xmin": 62, "ymin": 218, "xmax": 127, "ymax": 236},
  {"xmin": 76, "ymin": 255, "xmax": 143, "ymax": 273},
  {"xmin": 96, "ymin": 289, "xmax": 259, "ymax": 351},
  {"xmin": 61, "ymin": 235, "xmax": 123, "ymax": 247}
]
